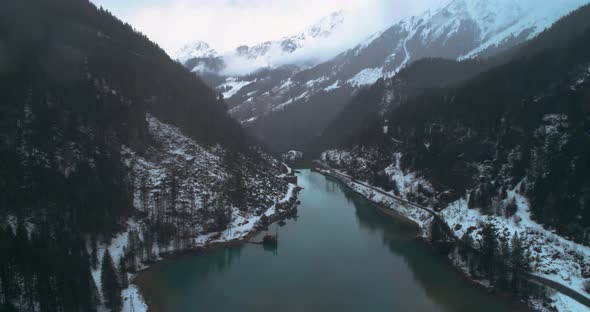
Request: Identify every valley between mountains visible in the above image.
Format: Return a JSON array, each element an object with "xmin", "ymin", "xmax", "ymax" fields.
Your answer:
[{"xmin": 2, "ymin": 0, "xmax": 590, "ymax": 311}]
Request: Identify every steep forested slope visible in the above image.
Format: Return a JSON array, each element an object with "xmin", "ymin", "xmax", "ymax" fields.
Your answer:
[
  {"xmin": 306, "ymin": 58, "xmax": 490, "ymax": 155},
  {"xmin": 313, "ymin": 3, "xmax": 590, "ymax": 157},
  {"xmin": 321, "ymin": 6, "xmax": 590, "ymax": 307},
  {"xmin": 0, "ymin": 1, "xmax": 293, "ymax": 311},
  {"xmin": 324, "ymin": 4, "xmax": 590, "ymax": 243},
  {"xmin": 207, "ymin": 0, "xmax": 589, "ymax": 153}
]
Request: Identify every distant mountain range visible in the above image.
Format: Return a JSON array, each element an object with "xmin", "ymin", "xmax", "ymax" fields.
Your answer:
[
  {"xmin": 179, "ymin": 0, "xmax": 590, "ymax": 152},
  {"xmin": 176, "ymin": 11, "xmax": 346, "ymax": 75}
]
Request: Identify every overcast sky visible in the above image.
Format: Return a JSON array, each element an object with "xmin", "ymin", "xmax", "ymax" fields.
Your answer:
[{"xmin": 91, "ymin": 0, "xmax": 447, "ymax": 55}]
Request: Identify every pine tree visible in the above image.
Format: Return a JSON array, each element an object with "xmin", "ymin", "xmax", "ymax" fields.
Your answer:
[
  {"xmin": 128, "ymin": 229, "xmax": 140, "ymax": 272},
  {"xmin": 15, "ymin": 220, "xmax": 34, "ymax": 310},
  {"xmin": 498, "ymin": 235, "xmax": 511, "ymax": 289},
  {"xmin": 1, "ymin": 226, "xmax": 17, "ymax": 311},
  {"xmin": 468, "ymin": 190, "xmax": 477, "ymax": 209},
  {"xmin": 140, "ymin": 174, "xmax": 150, "ymax": 213},
  {"xmin": 213, "ymin": 196, "xmax": 231, "ymax": 231},
  {"xmin": 458, "ymin": 232, "xmax": 473, "ymax": 261},
  {"xmin": 479, "ymin": 222, "xmax": 499, "ymax": 282},
  {"xmin": 30, "ymin": 223, "xmax": 56, "ymax": 312},
  {"xmin": 165, "ymin": 169, "xmax": 180, "ymax": 214},
  {"xmin": 0, "ymin": 226, "xmax": 10, "ymax": 308},
  {"xmin": 430, "ymin": 220, "xmax": 443, "ymax": 243},
  {"xmin": 231, "ymin": 170, "xmax": 247, "ymax": 211},
  {"xmin": 519, "ymin": 181, "xmax": 527, "ymax": 194},
  {"xmin": 510, "ymin": 233, "xmax": 530, "ymax": 293},
  {"xmin": 101, "ymin": 250, "xmax": 122, "ymax": 311},
  {"xmin": 91, "ymin": 238, "xmax": 98, "ymax": 270},
  {"xmin": 500, "ymin": 187, "xmax": 508, "ymax": 200},
  {"xmin": 124, "ymin": 237, "xmax": 137, "ymax": 274},
  {"xmin": 118, "ymin": 256, "xmax": 128, "ymax": 289},
  {"xmin": 142, "ymin": 226, "xmax": 154, "ymax": 262},
  {"xmin": 505, "ymin": 197, "xmax": 518, "ymax": 217},
  {"xmin": 542, "ymin": 193, "xmax": 557, "ymax": 225},
  {"xmin": 76, "ymin": 240, "xmax": 99, "ymax": 312}
]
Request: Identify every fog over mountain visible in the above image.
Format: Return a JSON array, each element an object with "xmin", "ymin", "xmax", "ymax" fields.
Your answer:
[
  {"xmin": 179, "ymin": 0, "xmax": 589, "ymax": 153},
  {"xmin": 93, "ymin": 0, "xmax": 447, "ymax": 58},
  {"xmin": 176, "ymin": 10, "xmax": 360, "ymax": 76}
]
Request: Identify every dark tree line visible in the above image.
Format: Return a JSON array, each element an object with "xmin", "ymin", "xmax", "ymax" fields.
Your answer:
[
  {"xmin": 0, "ymin": 0, "xmax": 281, "ymax": 310},
  {"xmin": 0, "ymin": 222, "xmax": 97, "ymax": 312},
  {"xmin": 456, "ymin": 223, "xmax": 534, "ymax": 295}
]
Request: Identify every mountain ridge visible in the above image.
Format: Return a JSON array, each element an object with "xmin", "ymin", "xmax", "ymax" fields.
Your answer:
[
  {"xmin": 220, "ymin": 0, "xmax": 590, "ymax": 152},
  {"xmin": 177, "ymin": 10, "xmax": 346, "ymax": 76}
]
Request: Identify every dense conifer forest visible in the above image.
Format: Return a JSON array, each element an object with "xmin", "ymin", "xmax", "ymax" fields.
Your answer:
[{"xmin": 0, "ymin": 1, "xmax": 284, "ymax": 310}]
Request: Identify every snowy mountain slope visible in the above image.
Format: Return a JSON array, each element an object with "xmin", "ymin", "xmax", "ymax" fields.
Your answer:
[
  {"xmin": 175, "ymin": 40, "xmax": 218, "ymax": 63},
  {"xmin": 123, "ymin": 114, "xmax": 291, "ymax": 217},
  {"xmin": 89, "ymin": 112, "xmax": 299, "ymax": 311},
  {"xmin": 318, "ymin": 17, "xmax": 590, "ymax": 309},
  {"xmin": 179, "ymin": 11, "xmax": 346, "ymax": 76},
  {"xmin": 234, "ymin": 10, "xmax": 345, "ymax": 62},
  {"xmin": 210, "ymin": 0, "xmax": 589, "ymax": 152}
]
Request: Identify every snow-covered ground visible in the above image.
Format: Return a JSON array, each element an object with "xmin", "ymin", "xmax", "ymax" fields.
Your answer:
[
  {"xmin": 385, "ymin": 153, "xmax": 435, "ymax": 202},
  {"xmin": 324, "ymin": 80, "xmax": 340, "ymax": 91},
  {"xmin": 273, "ymin": 91, "xmax": 310, "ymax": 112},
  {"xmin": 347, "ymin": 67, "xmax": 383, "ymax": 87},
  {"xmin": 442, "ymin": 186, "xmax": 590, "ymax": 311},
  {"xmin": 220, "ymin": 77, "xmax": 255, "ymax": 99},
  {"xmin": 195, "ymin": 183, "xmax": 297, "ymax": 246},
  {"xmin": 344, "ymin": 176, "xmax": 433, "ymax": 229},
  {"xmin": 318, "ymin": 161, "xmax": 433, "ymax": 229},
  {"xmin": 93, "ymin": 221, "xmax": 148, "ymax": 312}
]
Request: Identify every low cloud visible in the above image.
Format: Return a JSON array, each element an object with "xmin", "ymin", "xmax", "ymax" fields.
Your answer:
[{"xmin": 122, "ymin": 0, "xmax": 447, "ymax": 57}]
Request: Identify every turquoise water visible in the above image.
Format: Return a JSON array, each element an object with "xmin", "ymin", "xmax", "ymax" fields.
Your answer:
[{"xmin": 140, "ymin": 170, "xmax": 528, "ymax": 312}]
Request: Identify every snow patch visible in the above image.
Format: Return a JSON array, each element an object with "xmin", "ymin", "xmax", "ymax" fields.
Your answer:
[
  {"xmin": 273, "ymin": 91, "xmax": 309, "ymax": 111},
  {"xmin": 305, "ymin": 76, "xmax": 329, "ymax": 88},
  {"xmin": 220, "ymin": 78, "xmax": 254, "ymax": 99},
  {"xmin": 347, "ymin": 68, "xmax": 382, "ymax": 87},
  {"xmin": 324, "ymin": 80, "xmax": 340, "ymax": 92}
]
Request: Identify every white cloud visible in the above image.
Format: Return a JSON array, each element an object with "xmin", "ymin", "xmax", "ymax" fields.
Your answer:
[{"xmin": 97, "ymin": 0, "xmax": 447, "ymax": 57}]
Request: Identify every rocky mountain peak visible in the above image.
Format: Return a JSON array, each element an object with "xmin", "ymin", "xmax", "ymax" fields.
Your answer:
[
  {"xmin": 307, "ymin": 10, "xmax": 345, "ymax": 38},
  {"xmin": 175, "ymin": 40, "xmax": 218, "ymax": 62}
]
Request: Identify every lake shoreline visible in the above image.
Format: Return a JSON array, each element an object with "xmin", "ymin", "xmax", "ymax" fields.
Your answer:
[
  {"xmin": 133, "ymin": 185, "xmax": 302, "ymax": 312},
  {"xmin": 315, "ymin": 168, "xmax": 534, "ymax": 311},
  {"xmin": 134, "ymin": 169, "xmax": 531, "ymax": 312}
]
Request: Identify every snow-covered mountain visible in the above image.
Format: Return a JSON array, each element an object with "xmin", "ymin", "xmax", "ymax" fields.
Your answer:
[
  {"xmin": 175, "ymin": 40, "xmax": 218, "ymax": 63},
  {"xmin": 178, "ymin": 11, "xmax": 346, "ymax": 76},
  {"xmin": 211, "ymin": 0, "xmax": 589, "ymax": 152},
  {"xmin": 318, "ymin": 6, "xmax": 590, "ymax": 308},
  {"xmin": 233, "ymin": 10, "xmax": 345, "ymax": 62}
]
